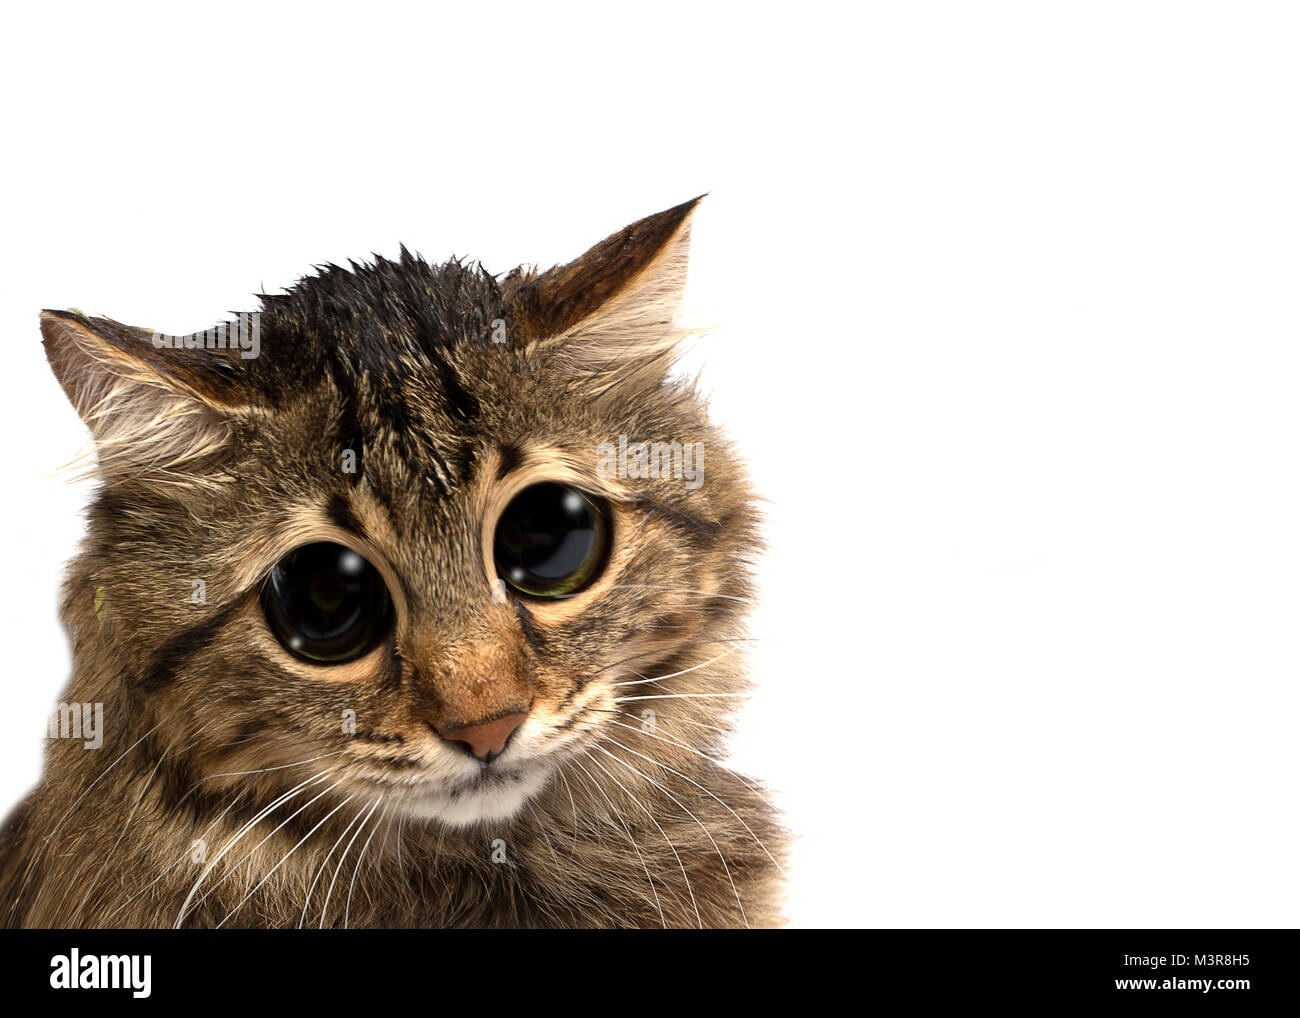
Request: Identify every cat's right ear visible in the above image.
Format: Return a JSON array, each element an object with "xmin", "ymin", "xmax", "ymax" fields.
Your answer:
[{"xmin": 40, "ymin": 310, "xmax": 250, "ymax": 482}]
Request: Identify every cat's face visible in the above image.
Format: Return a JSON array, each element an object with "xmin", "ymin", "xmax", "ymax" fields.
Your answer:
[{"xmin": 43, "ymin": 199, "xmax": 759, "ymax": 827}]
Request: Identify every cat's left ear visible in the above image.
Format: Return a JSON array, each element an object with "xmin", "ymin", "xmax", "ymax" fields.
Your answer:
[
  {"xmin": 40, "ymin": 310, "xmax": 252, "ymax": 482},
  {"xmin": 505, "ymin": 196, "xmax": 703, "ymax": 389}
]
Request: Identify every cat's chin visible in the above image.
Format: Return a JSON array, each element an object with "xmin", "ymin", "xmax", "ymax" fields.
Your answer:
[{"xmin": 394, "ymin": 765, "xmax": 551, "ymax": 827}]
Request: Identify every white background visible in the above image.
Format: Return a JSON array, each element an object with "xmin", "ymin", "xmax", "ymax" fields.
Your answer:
[{"xmin": 2, "ymin": 2, "xmax": 1298, "ymax": 928}]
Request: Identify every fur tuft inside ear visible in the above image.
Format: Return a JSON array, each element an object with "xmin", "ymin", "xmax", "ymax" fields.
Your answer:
[
  {"xmin": 40, "ymin": 311, "xmax": 246, "ymax": 485},
  {"xmin": 505, "ymin": 197, "xmax": 704, "ymax": 390}
]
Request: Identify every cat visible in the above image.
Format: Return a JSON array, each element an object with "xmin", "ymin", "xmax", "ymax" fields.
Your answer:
[{"xmin": 0, "ymin": 198, "xmax": 787, "ymax": 928}]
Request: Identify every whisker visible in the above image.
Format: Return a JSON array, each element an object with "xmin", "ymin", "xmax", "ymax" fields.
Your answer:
[
  {"xmin": 138, "ymin": 737, "xmax": 346, "ymax": 824},
  {"xmin": 604, "ymin": 737, "xmax": 785, "ymax": 876},
  {"xmin": 201, "ymin": 749, "xmax": 351, "ymax": 780},
  {"xmin": 174, "ymin": 768, "xmax": 335, "ymax": 928},
  {"xmin": 8, "ymin": 722, "xmax": 161, "ymax": 923},
  {"xmin": 582, "ymin": 750, "xmax": 702, "ymax": 928},
  {"xmin": 103, "ymin": 788, "xmax": 249, "ymax": 924},
  {"xmin": 319, "ymin": 798, "xmax": 381, "ymax": 928},
  {"xmin": 556, "ymin": 766, "xmax": 582, "ymax": 851},
  {"xmin": 394, "ymin": 811, "xmax": 405, "ymax": 879},
  {"xmin": 616, "ymin": 692, "xmax": 750, "ymax": 702},
  {"xmin": 529, "ymin": 803, "xmax": 560, "ymax": 863},
  {"xmin": 569, "ymin": 758, "xmax": 665, "ymax": 929},
  {"xmin": 433, "ymin": 816, "xmax": 447, "ymax": 874},
  {"xmin": 610, "ymin": 646, "xmax": 741, "ymax": 688},
  {"xmin": 185, "ymin": 774, "xmax": 345, "ymax": 920},
  {"xmin": 300, "ymin": 803, "xmax": 368, "ymax": 929},
  {"xmin": 604, "ymin": 715, "xmax": 782, "ymax": 815},
  {"xmin": 593, "ymin": 743, "xmax": 746, "ymax": 928},
  {"xmin": 217, "ymin": 792, "xmax": 356, "ymax": 928},
  {"xmin": 613, "ymin": 707, "xmax": 733, "ymax": 740},
  {"xmin": 589, "ymin": 638, "xmax": 758, "ymax": 678},
  {"xmin": 344, "ymin": 801, "xmax": 389, "ymax": 929}
]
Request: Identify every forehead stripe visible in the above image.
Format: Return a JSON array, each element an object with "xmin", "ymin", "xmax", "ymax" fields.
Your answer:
[{"xmin": 325, "ymin": 494, "xmax": 365, "ymax": 537}]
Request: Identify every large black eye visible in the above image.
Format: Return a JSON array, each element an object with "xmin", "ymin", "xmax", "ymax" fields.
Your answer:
[
  {"xmin": 494, "ymin": 483, "xmax": 611, "ymax": 598},
  {"xmin": 261, "ymin": 543, "xmax": 393, "ymax": 663}
]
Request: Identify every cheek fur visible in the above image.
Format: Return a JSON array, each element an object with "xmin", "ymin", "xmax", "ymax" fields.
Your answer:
[{"xmin": 15, "ymin": 199, "xmax": 784, "ymax": 929}]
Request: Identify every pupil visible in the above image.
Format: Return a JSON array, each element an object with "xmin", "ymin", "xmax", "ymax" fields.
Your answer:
[
  {"xmin": 262, "ymin": 542, "xmax": 392, "ymax": 663},
  {"xmin": 308, "ymin": 571, "xmax": 346, "ymax": 611},
  {"xmin": 494, "ymin": 483, "xmax": 609, "ymax": 597}
]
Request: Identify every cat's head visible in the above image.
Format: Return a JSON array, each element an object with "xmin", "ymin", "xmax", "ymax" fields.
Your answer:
[{"xmin": 41, "ymin": 198, "xmax": 759, "ymax": 826}]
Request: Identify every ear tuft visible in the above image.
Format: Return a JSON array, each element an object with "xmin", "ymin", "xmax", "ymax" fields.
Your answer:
[{"xmin": 505, "ymin": 197, "xmax": 705, "ymax": 388}]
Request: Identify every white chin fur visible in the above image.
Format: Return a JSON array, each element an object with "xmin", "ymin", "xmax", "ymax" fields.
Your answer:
[{"xmin": 398, "ymin": 767, "xmax": 550, "ymax": 827}]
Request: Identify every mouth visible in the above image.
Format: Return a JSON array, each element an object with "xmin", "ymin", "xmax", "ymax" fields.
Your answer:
[
  {"xmin": 368, "ymin": 761, "xmax": 553, "ymax": 827},
  {"xmin": 443, "ymin": 765, "xmax": 529, "ymax": 796}
]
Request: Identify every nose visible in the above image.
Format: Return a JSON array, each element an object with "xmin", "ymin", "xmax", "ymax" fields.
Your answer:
[{"xmin": 438, "ymin": 712, "xmax": 527, "ymax": 762}]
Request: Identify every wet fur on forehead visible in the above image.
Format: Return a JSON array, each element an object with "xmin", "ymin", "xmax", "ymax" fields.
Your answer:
[
  {"xmin": 239, "ymin": 253, "xmax": 514, "ymax": 506},
  {"xmin": 249, "ymin": 251, "xmax": 504, "ymax": 400}
]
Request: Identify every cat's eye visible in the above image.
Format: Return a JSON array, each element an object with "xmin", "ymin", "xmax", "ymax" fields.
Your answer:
[
  {"xmin": 261, "ymin": 543, "xmax": 393, "ymax": 663},
  {"xmin": 493, "ymin": 483, "xmax": 611, "ymax": 598}
]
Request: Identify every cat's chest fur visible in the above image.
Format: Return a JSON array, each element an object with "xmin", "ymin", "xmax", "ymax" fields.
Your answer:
[{"xmin": 3, "ymin": 741, "xmax": 783, "ymax": 928}]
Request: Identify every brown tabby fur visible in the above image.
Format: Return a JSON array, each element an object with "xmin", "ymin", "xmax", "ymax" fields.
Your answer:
[{"xmin": 0, "ymin": 199, "xmax": 788, "ymax": 928}]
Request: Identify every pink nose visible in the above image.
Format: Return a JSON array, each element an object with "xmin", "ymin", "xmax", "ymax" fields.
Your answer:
[{"xmin": 439, "ymin": 713, "xmax": 527, "ymax": 762}]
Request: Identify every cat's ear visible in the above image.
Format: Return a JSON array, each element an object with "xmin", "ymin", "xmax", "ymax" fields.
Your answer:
[
  {"xmin": 505, "ymin": 196, "xmax": 703, "ymax": 389},
  {"xmin": 40, "ymin": 310, "xmax": 251, "ymax": 482}
]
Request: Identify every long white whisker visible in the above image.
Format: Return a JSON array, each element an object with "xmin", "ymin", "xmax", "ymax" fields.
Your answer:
[
  {"xmin": 589, "ymin": 638, "xmax": 758, "ymax": 678},
  {"xmin": 344, "ymin": 801, "xmax": 389, "ymax": 929},
  {"xmin": 569, "ymin": 758, "xmax": 665, "ymax": 929},
  {"xmin": 71, "ymin": 747, "xmax": 170, "ymax": 924},
  {"xmin": 529, "ymin": 803, "xmax": 560, "ymax": 863},
  {"xmin": 8, "ymin": 722, "xmax": 161, "ymax": 923},
  {"xmin": 136, "ymin": 739, "xmax": 343, "ymax": 824},
  {"xmin": 185, "ymin": 775, "xmax": 345, "ymax": 920},
  {"xmin": 604, "ymin": 715, "xmax": 781, "ymax": 815},
  {"xmin": 319, "ymin": 798, "xmax": 381, "ymax": 928},
  {"xmin": 593, "ymin": 743, "xmax": 746, "ymax": 928},
  {"xmin": 201, "ymin": 750, "xmax": 350, "ymax": 780},
  {"xmin": 173, "ymin": 769, "xmax": 333, "ymax": 928},
  {"xmin": 104, "ymin": 788, "xmax": 249, "ymax": 924},
  {"xmin": 556, "ymin": 767, "xmax": 581, "ymax": 851},
  {"xmin": 583, "ymin": 750, "xmax": 702, "ymax": 928},
  {"xmin": 613, "ymin": 707, "xmax": 732, "ymax": 739},
  {"xmin": 616, "ymin": 692, "xmax": 750, "ymax": 702},
  {"xmin": 216, "ymin": 792, "xmax": 355, "ymax": 928},
  {"xmin": 604, "ymin": 737, "xmax": 785, "ymax": 876},
  {"xmin": 300, "ymin": 804, "xmax": 368, "ymax": 929},
  {"xmin": 610, "ymin": 647, "xmax": 741, "ymax": 688}
]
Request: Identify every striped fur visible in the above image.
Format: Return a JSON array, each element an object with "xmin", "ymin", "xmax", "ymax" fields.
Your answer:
[{"xmin": 0, "ymin": 199, "xmax": 787, "ymax": 928}]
